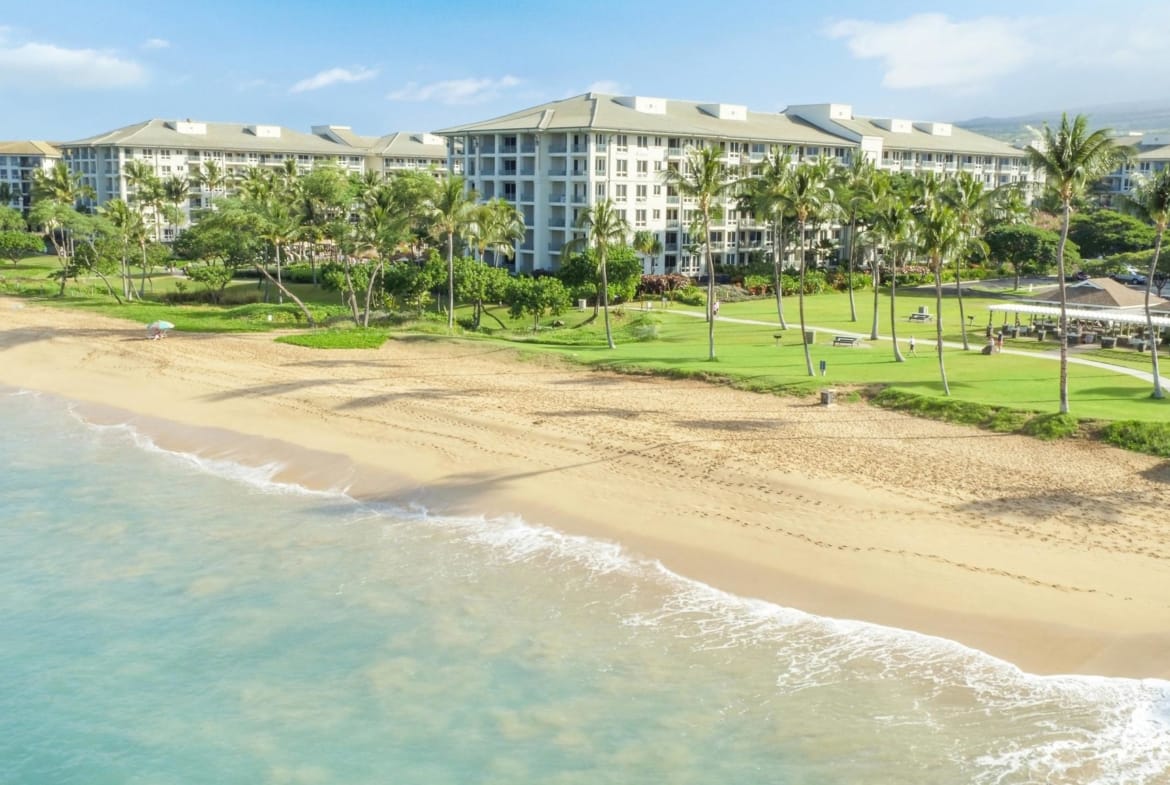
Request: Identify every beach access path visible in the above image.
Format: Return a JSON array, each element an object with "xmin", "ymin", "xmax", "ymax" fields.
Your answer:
[{"xmin": 2, "ymin": 298, "xmax": 1169, "ymax": 679}]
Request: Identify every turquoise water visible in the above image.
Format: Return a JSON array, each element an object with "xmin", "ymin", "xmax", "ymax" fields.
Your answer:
[{"xmin": 2, "ymin": 389, "xmax": 1168, "ymax": 784}]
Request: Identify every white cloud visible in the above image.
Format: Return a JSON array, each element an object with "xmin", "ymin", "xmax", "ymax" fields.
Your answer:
[
  {"xmin": 825, "ymin": 13, "xmax": 1035, "ymax": 90},
  {"xmin": 585, "ymin": 80, "xmax": 626, "ymax": 95},
  {"xmin": 387, "ymin": 75, "xmax": 521, "ymax": 105},
  {"xmin": 142, "ymin": 38, "xmax": 170, "ymax": 50},
  {"xmin": 0, "ymin": 36, "xmax": 146, "ymax": 88},
  {"xmin": 290, "ymin": 66, "xmax": 377, "ymax": 93}
]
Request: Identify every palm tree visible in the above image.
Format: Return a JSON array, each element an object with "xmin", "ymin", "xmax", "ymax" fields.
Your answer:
[
  {"xmin": 0, "ymin": 182, "xmax": 16, "ymax": 209},
  {"xmin": 123, "ymin": 160, "xmax": 164, "ymax": 241},
  {"xmin": 942, "ymin": 171, "xmax": 996, "ymax": 351},
  {"xmin": 873, "ymin": 189, "xmax": 915, "ymax": 362},
  {"xmin": 662, "ymin": 145, "xmax": 740, "ymax": 360},
  {"xmin": 1119, "ymin": 169, "xmax": 1170, "ymax": 398},
  {"xmin": 1026, "ymin": 114, "xmax": 1129, "ymax": 414},
  {"xmin": 99, "ymin": 198, "xmax": 146, "ymax": 300},
  {"xmin": 788, "ymin": 157, "xmax": 838, "ymax": 376},
  {"xmin": 914, "ymin": 184, "xmax": 963, "ymax": 395},
  {"xmin": 837, "ymin": 156, "xmax": 876, "ymax": 322},
  {"xmin": 31, "ymin": 163, "xmax": 95, "ymax": 294},
  {"xmin": 568, "ymin": 199, "xmax": 630, "ymax": 349},
  {"xmin": 739, "ymin": 146, "xmax": 794, "ymax": 329},
  {"xmin": 632, "ymin": 229, "xmax": 664, "ymax": 275},
  {"xmin": 194, "ymin": 160, "xmax": 230, "ymax": 206},
  {"xmin": 424, "ymin": 175, "xmax": 479, "ymax": 331},
  {"xmin": 472, "ymin": 198, "xmax": 525, "ymax": 267}
]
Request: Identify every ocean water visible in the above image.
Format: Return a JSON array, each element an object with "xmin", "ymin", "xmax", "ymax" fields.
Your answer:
[{"xmin": 2, "ymin": 390, "xmax": 1168, "ymax": 785}]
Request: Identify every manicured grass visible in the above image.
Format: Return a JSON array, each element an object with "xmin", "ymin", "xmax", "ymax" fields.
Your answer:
[{"xmin": 277, "ymin": 329, "xmax": 391, "ymax": 349}]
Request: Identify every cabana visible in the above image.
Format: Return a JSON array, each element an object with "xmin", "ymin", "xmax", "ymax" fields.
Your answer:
[{"xmin": 987, "ymin": 303, "xmax": 1170, "ymax": 349}]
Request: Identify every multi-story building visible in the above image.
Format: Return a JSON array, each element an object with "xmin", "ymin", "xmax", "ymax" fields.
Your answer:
[
  {"xmin": 1102, "ymin": 133, "xmax": 1170, "ymax": 197},
  {"xmin": 0, "ymin": 141, "xmax": 62, "ymax": 215},
  {"xmin": 438, "ymin": 93, "xmax": 1035, "ymax": 274},
  {"xmin": 59, "ymin": 120, "xmax": 454, "ymax": 240}
]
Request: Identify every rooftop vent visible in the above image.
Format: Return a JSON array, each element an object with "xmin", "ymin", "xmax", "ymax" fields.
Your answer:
[
  {"xmin": 170, "ymin": 121, "xmax": 207, "ymax": 135},
  {"xmin": 698, "ymin": 103, "xmax": 747, "ymax": 121},
  {"xmin": 913, "ymin": 121, "xmax": 952, "ymax": 136},
  {"xmin": 875, "ymin": 118, "xmax": 914, "ymax": 134},
  {"xmin": 412, "ymin": 133, "xmax": 446, "ymax": 146},
  {"xmin": 614, "ymin": 96, "xmax": 667, "ymax": 115},
  {"xmin": 246, "ymin": 125, "xmax": 282, "ymax": 139}
]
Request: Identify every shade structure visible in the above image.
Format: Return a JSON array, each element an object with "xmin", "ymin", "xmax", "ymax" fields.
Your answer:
[{"xmin": 986, "ymin": 303, "xmax": 1170, "ymax": 329}]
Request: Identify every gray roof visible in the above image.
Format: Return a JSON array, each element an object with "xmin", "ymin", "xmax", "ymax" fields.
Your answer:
[
  {"xmin": 828, "ymin": 117, "xmax": 1026, "ymax": 156},
  {"xmin": 436, "ymin": 93, "xmax": 853, "ymax": 146},
  {"xmin": 62, "ymin": 119, "xmax": 358, "ymax": 156},
  {"xmin": 0, "ymin": 140, "xmax": 62, "ymax": 157},
  {"xmin": 363, "ymin": 132, "xmax": 448, "ymax": 158},
  {"xmin": 1031, "ymin": 278, "xmax": 1163, "ymax": 309}
]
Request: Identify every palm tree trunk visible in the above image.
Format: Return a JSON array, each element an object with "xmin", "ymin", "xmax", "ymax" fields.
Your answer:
[
  {"xmin": 363, "ymin": 262, "xmax": 383, "ymax": 328},
  {"xmin": 704, "ymin": 211, "xmax": 715, "ymax": 361},
  {"xmin": 447, "ymin": 231, "xmax": 455, "ymax": 331},
  {"xmin": 933, "ymin": 258, "xmax": 950, "ymax": 395},
  {"xmin": 772, "ymin": 217, "xmax": 788, "ymax": 329},
  {"xmin": 1146, "ymin": 227, "xmax": 1164, "ymax": 399},
  {"xmin": 954, "ymin": 257, "xmax": 969, "ymax": 350},
  {"xmin": 342, "ymin": 264, "xmax": 361, "ymax": 326},
  {"xmin": 890, "ymin": 252, "xmax": 904, "ymax": 362},
  {"xmin": 798, "ymin": 221, "xmax": 814, "ymax": 377},
  {"xmin": 847, "ymin": 218, "xmax": 857, "ymax": 321},
  {"xmin": 1056, "ymin": 202, "xmax": 1072, "ymax": 414},
  {"xmin": 139, "ymin": 241, "xmax": 148, "ymax": 298},
  {"xmin": 870, "ymin": 239, "xmax": 881, "ymax": 341},
  {"xmin": 276, "ymin": 242, "xmax": 285, "ymax": 304},
  {"xmin": 600, "ymin": 249, "xmax": 615, "ymax": 350},
  {"xmin": 253, "ymin": 261, "xmax": 315, "ymax": 326}
]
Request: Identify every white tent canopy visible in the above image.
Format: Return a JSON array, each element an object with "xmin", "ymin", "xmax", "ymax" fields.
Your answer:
[{"xmin": 987, "ymin": 303, "xmax": 1170, "ymax": 329}]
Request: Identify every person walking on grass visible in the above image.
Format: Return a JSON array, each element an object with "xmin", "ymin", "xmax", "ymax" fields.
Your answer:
[{"xmin": 908, "ymin": 335, "xmax": 917, "ymax": 356}]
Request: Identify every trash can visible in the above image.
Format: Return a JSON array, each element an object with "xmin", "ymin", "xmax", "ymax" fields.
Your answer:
[
  {"xmin": 578, "ymin": 299, "xmax": 587, "ymax": 310},
  {"xmin": 1036, "ymin": 331, "xmax": 1046, "ymax": 341},
  {"xmin": 820, "ymin": 389, "xmax": 836, "ymax": 406},
  {"xmin": 804, "ymin": 330, "xmax": 816, "ymax": 345},
  {"xmin": 918, "ymin": 306, "xmax": 929, "ymax": 315}
]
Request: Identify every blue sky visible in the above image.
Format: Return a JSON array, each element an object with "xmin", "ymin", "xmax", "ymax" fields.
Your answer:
[{"xmin": 3, "ymin": 0, "xmax": 1170, "ymax": 141}]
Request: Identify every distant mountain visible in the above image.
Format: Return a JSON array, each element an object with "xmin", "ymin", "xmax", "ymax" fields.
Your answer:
[{"xmin": 955, "ymin": 100, "xmax": 1170, "ymax": 145}]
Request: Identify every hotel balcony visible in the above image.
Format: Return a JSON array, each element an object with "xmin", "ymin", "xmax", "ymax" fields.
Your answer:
[
  {"xmin": 548, "ymin": 167, "xmax": 567, "ymax": 177},
  {"xmin": 547, "ymin": 144, "xmax": 567, "ymax": 154}
]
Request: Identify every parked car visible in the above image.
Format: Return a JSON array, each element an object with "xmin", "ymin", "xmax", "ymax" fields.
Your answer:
[{"xmin": 1110, "ymin": 272, "xmax": 1147, "ymax": 286}]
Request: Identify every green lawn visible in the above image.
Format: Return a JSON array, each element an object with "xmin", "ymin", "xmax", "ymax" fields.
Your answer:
[{"xmin": 5, "ymin": 258, "xmax": 1169, "ymax": 425}]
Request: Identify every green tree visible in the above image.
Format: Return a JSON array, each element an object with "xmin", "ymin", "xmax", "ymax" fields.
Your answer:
[
  {"xmin": 788, "ymin": 157, "xmax": 838, "ymax": 376},
  {"xmin": 1118, "ymin": 169, "xmax": 1170, "ymax": 399},
  {"xmin": 632, "ymin": 229, "xmax": 663, "ymax": 274},
  {"xmin": 424, "ymin": 175, "xmax": 478, "ymax": 331},
  {"xmin": 0, "ymin": 230, "xmax": 43, "ymax": 264},
  {"xmin": 872, "ymin": 186, "xmax": 915, "ymax": 362},
  {"xmin": 0, "ymin": 205, "xmax": 25, "ymax": 231},
  {"xmin": 984, "ymin": 224, "xmax": 1074, "ymax": 289},
  {"xmin": 914, "ymin": 177, "xmax": 964, "ymax": 396},
  {"xmin": 662, "ymin": 145, "xmax": 740, "ymax": 359},
  {"xmin": 470, "ymin": 198, "xmax": 525, "ymax": 267},
  {"xmin": 454, "ymin": 255, "xmax": 511, "ymax": 329},
  {"xmin": 98, "ymin": 198, "xmax": 146, "ymax": 299},
  {"xmin": 123, "ymin": 160, "xmax": 165, "ymax": 242},
  {"xmin": 566, "ymin": 199, "xmax": 630, "ymax": 349},
  {"xmin": 836, "ymin": 155, "xmax": 877, "ymax": 322},
  {"xmin": 942, "ymin": 171, "xmax": 997, "ymax": 350},
  {"xmin": 1026, "ymin": 113, "xmax": 1129, "ymax": 414},
  {"xmin": 739, "ymin": 146, "xmax": 795, "ymax": 329},
  {"xmin": 505, "ymin": 275, "xmax": 570, "ymax": 329},
  {"xmin": 1068, "ymin": 209, "xmax": 1156, "ymax": 258}
]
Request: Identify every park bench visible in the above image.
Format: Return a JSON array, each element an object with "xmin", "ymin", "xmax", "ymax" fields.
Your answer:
[
  {"xmin": 908, "ymin": 312, "xmax": 932, "ymax": 323},
  {"xmin": 832, "ymin": 335, "xmax": 859, "ymax": 347}
]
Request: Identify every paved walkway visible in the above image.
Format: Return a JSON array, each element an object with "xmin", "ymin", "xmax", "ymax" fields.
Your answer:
[{"xmin": 671, "ymin": 308, "xmax": 1170, "ymax": 387}]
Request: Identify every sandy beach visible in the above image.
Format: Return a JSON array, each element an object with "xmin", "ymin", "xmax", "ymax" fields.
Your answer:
[{"xmin": 2, "ymin": 298, "xmax": 1169, "ymax": 679}]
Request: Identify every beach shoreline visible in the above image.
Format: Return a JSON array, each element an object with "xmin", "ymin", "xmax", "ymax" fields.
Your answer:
[{"xmin": 3, "ymin": 298, "xmax": 1169, "ymax": 679}]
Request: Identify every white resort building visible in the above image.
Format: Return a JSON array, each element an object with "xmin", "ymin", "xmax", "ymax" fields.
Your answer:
[
  {"xmin": 437, "ymin": 93, "xmax": 1036, "ymax": 274},
  {"xmin": 0, "ymin": 141, "xmax": 62, "ymax": 214},
  {"xmin": 1103, "ymin": 133, "xmax": 1170, "ymax": 196},
  {"xmin": 58, "ymin": 120, "xmax": 455, "ymax": 239}
]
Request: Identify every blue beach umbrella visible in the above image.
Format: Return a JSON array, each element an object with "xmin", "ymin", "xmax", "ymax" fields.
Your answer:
[{"xmin": 147, "ymin": 320, "xmax": 174, "ymax": 338}]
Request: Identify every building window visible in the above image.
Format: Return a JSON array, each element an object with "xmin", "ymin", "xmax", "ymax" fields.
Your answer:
[
  {"xmin": 615, "ymin": 184, "xmax": 627, "ymax": 200},
  {"xmin": 615, "ymin": 134, "xmax": 628, "ymax": 149},
  {"xmin": 636, "ymin": 184, "xmax": 647, "ymax": 200},
  {"xmin": 636, "ymin": 135, "xmax": 648, "ymax": 148},
  {"xmin": 595, "ymin": 157, "xmax": 606, "ymax": 174},
  {"xmin": 635, "ymin": 209, "xmax": 647, "ymax": 227},
  {"xmin": 595, "ymin": 183, "xmax": 606, "ymax": 198},
  {"xmin": 652, "ymin": 209, "xmax": 661, "ymax": 219},
  {"xmin": 616, "ymin": 160, "xmax": 628, "ymax": 176},
  {"xmin": 653, "ymin": 185, "xmax": 661, "ymax": 196},
  {"xmin": 636, "ymin": 160, "xmax": 648, "ymax": 176},
  {"xmin": 654, "ymin": 161, "xmax": 663, "ymax": 172}
]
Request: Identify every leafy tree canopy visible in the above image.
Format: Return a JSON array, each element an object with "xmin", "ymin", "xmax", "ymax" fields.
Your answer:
[{"xmin": 1068, "ymin": 209, "xmax": 1156, "ymax": 258}]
